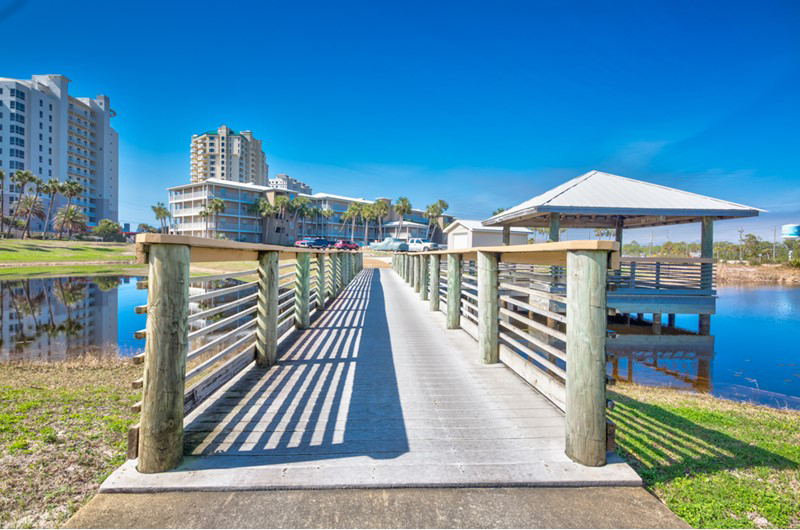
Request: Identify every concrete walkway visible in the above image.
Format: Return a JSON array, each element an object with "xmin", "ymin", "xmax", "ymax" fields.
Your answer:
[
  {"xmin": 102, "ymin": 268, "xmax": 638, "ymax": 491},
  {"xmin": 66, "ymin": 487, "xmax": 687, "ymax": 528}
]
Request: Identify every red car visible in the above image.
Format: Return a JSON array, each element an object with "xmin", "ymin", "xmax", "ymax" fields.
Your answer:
[{"xmin": 335, "ymin": 240, "xmax": 358, "ymax": 250}]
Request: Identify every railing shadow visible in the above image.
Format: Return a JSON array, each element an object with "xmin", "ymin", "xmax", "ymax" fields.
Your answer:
[
  {"xmin": 608, "ymin": 392, "xmax": 796, "ymax": 484},
  {"xmin": 183, "ymin": 268, "xmax": 409, "ymax": 466}
]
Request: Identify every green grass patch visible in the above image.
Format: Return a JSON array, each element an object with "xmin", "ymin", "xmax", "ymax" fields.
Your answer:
[
  {"xmin": 610, "ymin": 385, "xmax": 800, "ymax": 528},
  {"xmin": 0, "ymin": 263, "xmax": 146, "ymax": 279},
  {"xmin": 0, "ymin": 240, "xmax": 135, "ymax": 263},
  {"xmin": 0, "ymin": 358, "xmax": 141, "ymax": 528}
]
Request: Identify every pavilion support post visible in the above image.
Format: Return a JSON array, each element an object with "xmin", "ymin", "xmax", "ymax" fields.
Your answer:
[
  {"xmin": 295, "ymin": 252, "xmax": 311, "ymax": 330},
  {"xmin": 138, "ymin": 243, "xmax": 190, "ymax": 474},
  {"xmin": 699, "ymin": 216, "xmax": 713, "ymax": 335},
  {"xmin": 565, "ymin": 249, "xmax": 608, "ymax": 467},
  {"xmin": 429, "ymin": 254, "xmax": 441, "ymax": 311},
  {"xmin": 668, "ymin": 313, "xmax": 676, "ymax": 327},
  {"xmin": 502, "ymin": 226, "xmax": 510, "ymax": 245},
  {"xmin": 420, "ymin": 255, "xmax": 429, "ymax": 301},
  {"xmin": 652, "ymin": 313, "xmax": 662, "ymax": 335},
  {"xmin": 256, "ymin": 250, "xmax": 279, "ymax": 368},
  {"xmin": 615, "ymin": 217, "xmax": 624, "ymax": 247},
  {"xmin": 637, "ymin": 312, "xmax": 644, "ymax": 322},
  {"xmin": 447, "ymin": 254, "xmax": 462, "ymax": 329},
  {"xmin": 316, "ymin": 254, "xmax": 326, "ymax": 309},
  {"xmin": 477, "ymin": 251, "xmax": 499, "ymax": 364},
  {"xmin": 548, "ymin": 213, "xmax": 561, "ymax": 242}
]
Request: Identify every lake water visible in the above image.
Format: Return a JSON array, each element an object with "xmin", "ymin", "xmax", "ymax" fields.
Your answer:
[{"xmin": 1, "ymin": 276, "xmax": 798, "ymax": 409}]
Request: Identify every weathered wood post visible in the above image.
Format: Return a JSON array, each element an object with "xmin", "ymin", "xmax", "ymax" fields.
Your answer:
[
  {"xmin": 447, "ymin": 253, "xmax": 462, "ymax": 329},
  {"xmin": 414, "ymin": 255, "xmax": 422, "ymax": 293},
  {"xmin": 295, "ymin": 252, "xmax": 311, "ymax": 329},
  {"xmin": 138, "ymin": 243, "xmax": 190, "ymax": 473},
  {"xmin": 652, "ymin": 313, "xmax": 662, "ymax": 334},
  {"xmin": 565, "ymin": 248, "xmax": 609, "ymax": 467},
  {"xmin": 502, "ymin": 226, "xmax": 510, "ymax": 245},
  {"xmin": 420, "ymin": 255, "xmax": 429, "ymax": 301},
  {"xmin": 256, "ymin": 250, "xmax": 279, "ymax": 368},
  {"xmin": 316, "ymin": 253, "xmax": 326, "ymax": 309},
  {"xmin": 477, "ymin": 250, "xmax": 499, "ymax": 364},
  {"xmin": 429, "ymin": 254, "xmax": 440, "ymax": 311},
  {"xmin": 333, "ymin": 252, "xmax": 343, "ymax": 295}
]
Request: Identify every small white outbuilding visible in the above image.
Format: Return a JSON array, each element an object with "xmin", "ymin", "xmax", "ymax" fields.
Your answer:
[{"xmin": 444, "ymin": 220, "xmax": 531, "ymax": 250}]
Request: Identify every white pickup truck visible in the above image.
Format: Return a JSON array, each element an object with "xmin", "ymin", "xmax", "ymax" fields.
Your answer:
[{"xmin": 408, "ymin": 238, "xmax": 440, "ymax": 252}]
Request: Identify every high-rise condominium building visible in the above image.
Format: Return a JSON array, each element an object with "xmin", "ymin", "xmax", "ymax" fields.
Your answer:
[
  {"xmin": 0, "ymin": 74, "xmax": 118, "ymax": 226},
  {"xmin": 268, "ymin": 173, "xmax": 312, "ymax": 194},
  {"xmin": 190, "ymin": 125, "xmax": 268, "ymax": 186}
]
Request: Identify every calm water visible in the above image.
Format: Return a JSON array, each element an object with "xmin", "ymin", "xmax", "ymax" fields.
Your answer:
[
  {"xmin": 1, "ymin": 276, "xmax": 798, "ymax": 409},
  {"xmin": 607, "ymin": 286, "xmax": 800, "ymax": 409}
]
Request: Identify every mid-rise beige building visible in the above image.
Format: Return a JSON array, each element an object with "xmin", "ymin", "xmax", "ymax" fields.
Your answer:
[{"xmin": 190, "ymin": 125, "xmax": 268, "ymax": 186}]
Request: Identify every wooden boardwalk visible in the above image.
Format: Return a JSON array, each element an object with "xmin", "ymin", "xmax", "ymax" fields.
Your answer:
[{"xmin": 102, "ymin": 268, "xmax": 639, "ymax": 491}]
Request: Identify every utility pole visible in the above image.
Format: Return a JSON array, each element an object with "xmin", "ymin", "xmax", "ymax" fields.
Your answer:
[{"xmin": 773, "ymin": 226, "xmax": 777, "ymax": 261}]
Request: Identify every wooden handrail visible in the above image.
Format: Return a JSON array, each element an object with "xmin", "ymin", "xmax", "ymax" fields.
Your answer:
[
  {"xmin": 621, "ymin": 256, "xmax": 714, "ymax": 264},
  {"xmin": 135, "ymin": 233, "xmax": 360, "ymax": 264}
]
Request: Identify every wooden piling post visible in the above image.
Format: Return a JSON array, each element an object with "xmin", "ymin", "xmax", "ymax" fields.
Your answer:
[
  {"xmin": 699, "ymin": 216, "xmax": 713, "ymax": 335},
  {"xmin": 137, "ymin": 243, "xmax": 190, "ymax": 474},
  {"xmin": 667, "ymin": 313, "xmax": 676, "ymax": 327},
  {"xmin": 295, "ymin": 252, "xmax": 311, "ymax": 329},
  {"xmin": 333, "ymin": 253, "xmax": 342, "ymax": 294},
  {"xmin": 565, "ymin": 249, "xmax": 608, "ymax": 467},
  {"xmin": 652, "ymin": 313, "xmax": 662, "ymax": 334},
  {"xmin": 316, "ymin": 254, "xmax": 326, "ymax": 309},
  {"xmin": 447, "ymin": 253, "xmax": 462, "ymax": 329},
  {"xmin": 414, "ymin": 255, "xmax": 423, "ymax": 293},
  {"xmin": 420, "ymin": 255, "xmax": 429, "ymax": 300},
  {"xmin": 502, "ymin": 226, "xmax": 510, "ymax": 245},
  {"xmin": 429, "ymin": 254, "xmax": 440, "ymax": 311},
  {"xmin": 256, "ymin": 250, "xmax": 279, "ymax": 367},
  {"xmin": 477, "ymin": 251, "xmax": 498, "ymax": 364}
]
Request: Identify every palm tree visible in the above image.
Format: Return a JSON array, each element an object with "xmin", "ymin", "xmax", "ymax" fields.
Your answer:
[
  {"xmin": 151, "ymin": 202, "xmax": 171, "ymax": 233},
  {"xmin": 41, "ymin": 178, "xmax": 61, "ymax": 239},
  {"xmin": 361, "ymin": 203, "xmax": 376, "ymax": 244},
  {"xmin": 16, "ymin": 195, "xmax": 45, "ymax": 238},
  {"xmin": 53, "ymin": 205, "xmax": 88, "ymax": 239},
  {"xmin": 250, "ymin": 198, "xmax": 278, "ymax": 243},
  {"xmin": 289, "ymin": 196, "xmax": 311, "ymax": 241},
  {"xmin": 320, "ymin": 207, "xmax": 334, "ymax": 240},
  {"xmin": 198, "ymin": 208, "xmax": 210, "ymax": 238},
  {"xmin": 373, "ymin": 199, "xmax": 389, "ymax": 241},
  {"xmin": 206, "ymin": 198, "xmax": 225, "ymax": 238},
  {"xmin": 5, "ymin": 170, "xmax": 33, "ymax": 237},
  {"xmin": 22, "ymin": 177, "xmax": 43, "ymax": 238},
  {"xmin": 274, "ymin": 195, "xmax": 291, "ymax": 244},
  {"xmin": 427, "ymin": 199, "xmax": 449, "ymax": 240},
  {"xmin": 342, "ymin": 202, "xmax": 362, "ymax": 242},
  {"xmin": 393, "ymin": 197, "xmax": 412, "ymax": 240},
  {"xmin": 492, "ymin": 207, "xmax": 507, "ymax": 216},
  {"xmin": 57, "ymin": 180, "xmax": 84, "ymax": 239}
]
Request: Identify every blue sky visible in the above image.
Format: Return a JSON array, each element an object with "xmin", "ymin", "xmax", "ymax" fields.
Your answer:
[{"xmin": 3, "ymin": 0, "xmax": 799, "ymax": 243}]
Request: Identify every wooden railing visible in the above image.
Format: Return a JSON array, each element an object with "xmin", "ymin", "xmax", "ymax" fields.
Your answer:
[
  {"xmin": 611, "ymin": 257, "xmax": 715, "ymax": 292},
  {"xmin": 130, "ymin": 234, "xmax": 362, "ymax": 473},
  {"xmin": 393, "ymin": 241, "xmax": 619, "ymax": 467}
]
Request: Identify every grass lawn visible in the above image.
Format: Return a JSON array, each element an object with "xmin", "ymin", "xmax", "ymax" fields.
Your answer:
[
  {"xmin": 0, "ymin": 264, "xmax": 146, "ymax": 279},
  {"xmin": 0, "ymin": 240, "xmax": 135, "ymax": 264},
  {"xmin": 0, "ymin": 358, "xmax": 141, "ymax": 528},
  {"xmin": 610, "ymin": 384, "xmax": 800, "ymax": 528}
]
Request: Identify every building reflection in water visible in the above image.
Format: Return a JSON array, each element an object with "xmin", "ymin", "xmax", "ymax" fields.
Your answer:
[
  {"xmin": 606, "ymin": 317, "xmax": 715, "ymax": 393},
  {"xmin": 0, "ymin": 276, "xmax": 123, "ymax": 362}
]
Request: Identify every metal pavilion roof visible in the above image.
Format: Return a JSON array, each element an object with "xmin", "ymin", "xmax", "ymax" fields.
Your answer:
[{"xmin": 483, "ymin": 170, "xmax": 764, "ymax": 229}]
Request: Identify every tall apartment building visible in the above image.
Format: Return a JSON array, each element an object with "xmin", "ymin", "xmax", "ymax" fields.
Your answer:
[
  {"xmin": 0, "ymin": 74, "xmax": 118, "ymax": 227},
  {"xmin": 190, "ymin": 125, "xmax": 268, "ymax": 186},
  {"xmin": 268, "ymin": 173, "xmax": 312, "ymax": 194},
  {"xmin": 168, "ymin": 178, "xmax": 451, "ymax": 245}
]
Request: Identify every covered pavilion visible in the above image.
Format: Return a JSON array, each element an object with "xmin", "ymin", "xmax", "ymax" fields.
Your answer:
[{"xmin": 483, "ymin": 170, "xmax": 764, "ymax": 333}]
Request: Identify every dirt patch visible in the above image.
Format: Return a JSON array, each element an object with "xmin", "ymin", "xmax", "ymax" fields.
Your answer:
[{"xmin": 716, "ymin": 263, "xmax": 800, "ymax": 285}]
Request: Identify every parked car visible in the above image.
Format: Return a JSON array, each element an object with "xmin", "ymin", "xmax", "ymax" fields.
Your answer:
[
  {"xmin": 294, "ymin": 237, "xmax": 314, "ymax": 248},
  {"xmin": 370, "ymin": 237, "xmax": 409, "ymax": 252},
  {"xmin": 407, "ymin": 238, "xmax": 440, "ymax": 252},
  {"xmin": 334, "ymin": 240, "xmax": 359, "ymax": 250},
  {"xmin": 308, "ymin": 238, "xmax": 331, "ymax": 249}
]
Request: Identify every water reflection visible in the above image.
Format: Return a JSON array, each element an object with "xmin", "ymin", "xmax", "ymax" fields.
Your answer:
[{"xmin": 0, "ymin": 276, "xmax": 144, "ymax": 361}]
